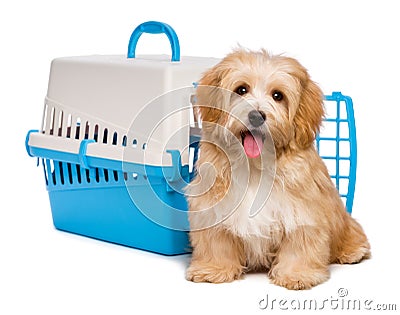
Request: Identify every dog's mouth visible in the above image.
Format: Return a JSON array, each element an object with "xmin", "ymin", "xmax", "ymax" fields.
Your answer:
[{"xmin": 240, "ymin": 129, "xmax": 265, "ymax": 159}]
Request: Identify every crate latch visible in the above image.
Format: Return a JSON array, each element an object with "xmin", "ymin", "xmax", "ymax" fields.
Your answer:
[
  {"xmin": 79, "ymin": 139, "xmax": 95, "ymax": 169},
  {"xmin": 165, "ymin": 150, "xmax": 187, "ymax": 193},
  {"xmin": 166, "ymin": 150, "xmax": 182, "ymax": 182}
]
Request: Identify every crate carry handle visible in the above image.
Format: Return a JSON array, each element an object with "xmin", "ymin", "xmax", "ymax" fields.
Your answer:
[{"xmin": 127, "ymin": 21, "xmax": 180, "ymax": 62}]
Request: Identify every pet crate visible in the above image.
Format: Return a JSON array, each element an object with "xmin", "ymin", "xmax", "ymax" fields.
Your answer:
[{"xmin": 25, "ymin": 21, "xmax": 357, "ymax": 255}]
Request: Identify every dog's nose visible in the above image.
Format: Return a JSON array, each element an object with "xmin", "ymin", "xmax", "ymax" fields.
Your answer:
[{"xmin": 248, "ymin": 110, "xmax": 266, "ymax": 127}]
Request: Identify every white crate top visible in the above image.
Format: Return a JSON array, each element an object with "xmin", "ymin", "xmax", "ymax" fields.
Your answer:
[{"xmin": 39, "ymin": 53, "xmax": 219, "ymax": 167}]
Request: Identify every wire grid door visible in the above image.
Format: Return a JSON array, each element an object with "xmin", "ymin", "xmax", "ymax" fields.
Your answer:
[{"xmin": 316, "ymin": 92, "xmax": 357, "ymax": 214}]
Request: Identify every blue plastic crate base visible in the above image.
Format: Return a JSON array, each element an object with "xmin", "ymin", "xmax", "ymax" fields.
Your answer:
[{"xmin": 41, "ymin": 158, "xmax": 191, "ymax": 255}]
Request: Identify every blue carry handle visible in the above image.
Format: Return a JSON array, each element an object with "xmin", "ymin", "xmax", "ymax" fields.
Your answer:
[{"xmin": 127, "ymin": 21, "xmax": 180, "ymax": 62}]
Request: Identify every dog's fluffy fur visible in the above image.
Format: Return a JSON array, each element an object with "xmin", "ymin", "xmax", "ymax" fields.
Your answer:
[{"xmin": 186, "ymin": 48, "xmax": 370, "ymax": 290}]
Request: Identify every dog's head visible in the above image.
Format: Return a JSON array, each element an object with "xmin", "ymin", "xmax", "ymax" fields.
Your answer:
[{"xmin": 196, "ymin": 48, "xmax": 324, "ymax": 159}]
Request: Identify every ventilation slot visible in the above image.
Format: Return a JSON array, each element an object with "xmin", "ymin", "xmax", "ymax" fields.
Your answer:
[
  {"xmin": 85, "ymin": 169, "xmax": 91, "ymax": 183},
  {"xmin": 66, "ymin": 114, "xmax": 72, "ymax": 138},
  {"xmin": 94, "ymin": 125, "xmax": 99, "ymax": 142},
  {"xmin": 57, "ymin": 110, "xmax": 64, "ymax": 137},
  {"xmin": 102, "ymin": 128, "xmax": 108, "ymax": 144},
  {"xmin": 75, "ymin": 117, "xmax": 81, "ymax": 140},
  {"xmin": 112, "ymin": 132, "xmax": 118, "ymax": 145},
  {"xmin": 49, "ymin": 107, "xmax": 55, "ymax": 135},
  {"xmin": 76, "ymin": 165, "xmax": 82, "ymax": 183},
  {"xmin": 84, "ymin": 121, "xmax": 90, "ymax": 139}
]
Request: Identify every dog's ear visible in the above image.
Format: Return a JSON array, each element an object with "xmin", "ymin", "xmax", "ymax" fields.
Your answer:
[
  {"xmin": 293, "ymin": 79, "xmax": 324, "ymax": 148},
  {"xmin": 196, "ymin": 64, "xmax": 230, "ymax": 124}
]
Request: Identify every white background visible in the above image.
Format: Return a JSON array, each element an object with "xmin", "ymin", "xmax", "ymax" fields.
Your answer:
[{"xmin": 1, "ymin": 0, "xmax": 400, "ymax": 314}]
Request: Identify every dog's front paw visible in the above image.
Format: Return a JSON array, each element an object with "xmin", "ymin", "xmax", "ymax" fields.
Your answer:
[
  {"xmin": 186, "ymin": 263, "xmax": 243, "ymax": 283},
  {"xmin": 268, "ymin": 268, "xmax": 329, "ymax": 290},
  {"xmin": 270, "ymin": 276, "xmax": 310, "ymax": 290}
]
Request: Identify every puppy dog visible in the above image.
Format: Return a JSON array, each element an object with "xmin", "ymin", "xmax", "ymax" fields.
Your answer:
[{"xmin": 186, "ymin": 48, "xmax": 370, "ymax": 290}]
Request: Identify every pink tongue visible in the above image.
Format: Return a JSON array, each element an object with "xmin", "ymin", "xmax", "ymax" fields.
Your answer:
[{"xmin": 243, "ymin": 133, "xmax": 263, "ymax": 158}]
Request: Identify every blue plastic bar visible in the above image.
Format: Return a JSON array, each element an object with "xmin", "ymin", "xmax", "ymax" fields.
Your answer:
[{"xmin": 127, "ymin": 21, "xmax": 180, "ymax": 62}]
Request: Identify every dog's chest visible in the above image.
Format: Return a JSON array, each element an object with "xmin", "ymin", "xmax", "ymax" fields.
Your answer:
[{"xmin": 220, "ymin": 167, "xmax": 286, "ymax": 239}]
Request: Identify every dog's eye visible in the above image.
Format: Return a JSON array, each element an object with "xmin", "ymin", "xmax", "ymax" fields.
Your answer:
[
  {"xmin": 272, "ymin": 90, "xmax": 284, "ymax": 102},
  {"xmin": 235, "ymin": 85, "xmax": 249, "ymax": 96}
]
